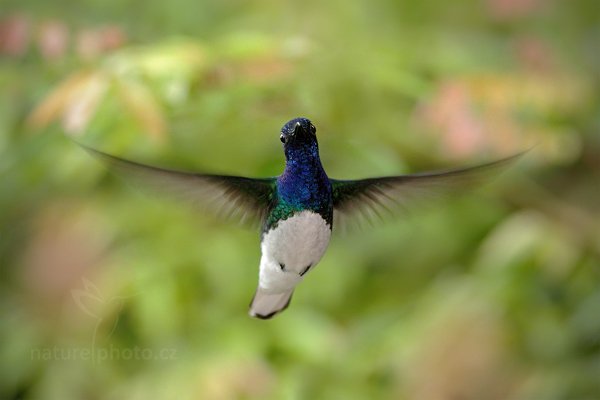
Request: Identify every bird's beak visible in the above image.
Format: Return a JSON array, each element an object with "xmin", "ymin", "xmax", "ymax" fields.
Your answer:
[{"xmin": 293, "ymin": 122, "xmax": 302, "ymax": 136}]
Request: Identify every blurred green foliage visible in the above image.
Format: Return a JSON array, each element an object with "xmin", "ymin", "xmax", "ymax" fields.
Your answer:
[{"xmin": 1, "ymin": 0, "xmax": 600, "ymax": 399}]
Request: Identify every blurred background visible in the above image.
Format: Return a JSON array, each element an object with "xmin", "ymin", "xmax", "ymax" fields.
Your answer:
[{"xmin": 1, "ymin": 0, "xmax": 599, "ymax": 398}]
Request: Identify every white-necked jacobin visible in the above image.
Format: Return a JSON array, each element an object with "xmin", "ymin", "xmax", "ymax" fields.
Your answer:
[{"xmin": 81, "ymin": 117, "xmax": 520, "ymax": 319}]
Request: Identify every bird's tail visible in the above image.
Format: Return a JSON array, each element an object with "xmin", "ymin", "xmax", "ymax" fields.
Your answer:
[{"xmin": 249, "ymin": 288, "xmax": 294, "ymax": 319}]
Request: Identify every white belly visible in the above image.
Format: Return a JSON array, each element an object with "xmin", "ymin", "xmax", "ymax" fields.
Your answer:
[{"xmin": 258, "ymin": 211, "xmax": 331, "ymax": 293}]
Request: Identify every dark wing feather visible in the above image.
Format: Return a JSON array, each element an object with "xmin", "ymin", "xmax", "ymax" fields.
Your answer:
[
  {"xmin": 80, "ymin": 144, "xmax": 276, "ymax": 228},
  {"xmin": 330, "ymin": 153, "xmax": 523, "ymax": 231}
]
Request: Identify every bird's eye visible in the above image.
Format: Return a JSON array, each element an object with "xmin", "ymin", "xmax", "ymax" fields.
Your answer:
[
  {"xmin": 280, "ymin": 135, "xmax": 285, "ymax": 143},
  {"xmin": 309, "ymin": 124, "xmax": 316, "ymax": 135}
]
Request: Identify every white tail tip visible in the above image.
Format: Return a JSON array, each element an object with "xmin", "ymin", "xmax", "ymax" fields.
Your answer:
[{"xmin": 249, "ymin": 288, "xmax": 294, "ymax": 319}]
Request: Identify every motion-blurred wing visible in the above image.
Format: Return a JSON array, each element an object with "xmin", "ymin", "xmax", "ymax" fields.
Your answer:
[
  {"xmin": 81, "ymin": 144, "xmax": 276, "ymax": 227},
  {"xmin": 330, "ymin": 153, "xmax": 522, "ymax": 230}
]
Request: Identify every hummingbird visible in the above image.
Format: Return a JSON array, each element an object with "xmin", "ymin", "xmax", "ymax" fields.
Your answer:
[{"xmin": 81, "ymin": 117, "xmax": 519, "ymax": 319}]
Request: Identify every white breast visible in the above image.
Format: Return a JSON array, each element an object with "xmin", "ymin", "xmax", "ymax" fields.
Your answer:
[{"xmin": 258, "ymin": 211, "xmax": 331, "ymax": 293}]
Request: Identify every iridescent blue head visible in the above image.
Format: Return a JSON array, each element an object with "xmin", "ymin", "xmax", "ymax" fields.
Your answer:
[
  {"xmin": 273, "ymin": 117, "xmax": 332, "ymax": 228},
  {"xmin": 279, "ymin": 117, "xmax": 319, "ymax": 162}
]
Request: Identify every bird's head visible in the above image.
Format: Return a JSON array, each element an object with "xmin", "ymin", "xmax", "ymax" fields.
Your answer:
[{"xmin": 280, "ymin": 117, "xmax": 318, "ymax": 149}]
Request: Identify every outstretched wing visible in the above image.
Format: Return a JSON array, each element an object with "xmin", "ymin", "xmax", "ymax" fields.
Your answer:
[
  {"xmin": 330, "ymin": 153, "xmax": 523, "ymax": 230},
  {"xmin": 80, "ymin": 144, "xmax": 276, "ymax": 227}
]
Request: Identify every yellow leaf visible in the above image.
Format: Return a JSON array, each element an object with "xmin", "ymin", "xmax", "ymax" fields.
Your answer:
[
  {"xmin": 115, "ymin": 78, "xmax": 166, "ymax": 142},
  {"xmin": 62, "ymin": 71, "xmax": 109, "ymax": 135},
  {"xmin": 28, "ymin": 71, "xmax": 94, "ymax": 130}
]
